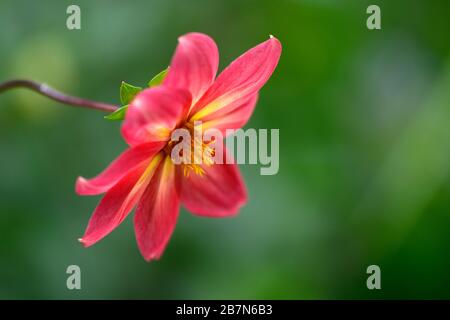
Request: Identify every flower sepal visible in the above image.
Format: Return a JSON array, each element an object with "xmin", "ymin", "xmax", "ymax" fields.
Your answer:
[{"xmin": 105, "ymin": 69, "xmax": 169, "ymax": 121}]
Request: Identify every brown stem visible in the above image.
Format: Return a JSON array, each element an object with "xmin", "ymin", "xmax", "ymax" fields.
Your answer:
[{"xmin": 0, "ymin": 79, "xmax": 118, "ymax": 113}]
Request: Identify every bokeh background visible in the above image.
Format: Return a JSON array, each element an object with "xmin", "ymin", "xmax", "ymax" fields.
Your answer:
[{"xmin": 0, "ymin": 0, "xmax": 449, "ymax": 299}]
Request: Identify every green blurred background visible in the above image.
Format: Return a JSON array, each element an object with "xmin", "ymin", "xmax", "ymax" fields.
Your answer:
[{"xmin": 1, "ymin": 0, "xmax": 449, "ymax": 299}]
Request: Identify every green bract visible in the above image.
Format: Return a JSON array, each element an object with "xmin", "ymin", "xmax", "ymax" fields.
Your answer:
[
  {"xmin": 105, "ymin": 68, "xmax": 168, "ymax": 121},
  {"xmin": 120, "ymin": 81, "xmax": 142, "ymax": 105},
  {"xmin": 104, "ymin": 105, "xmax": 128, "ymax": 121},
  {"xmin": 148, "ymin": 68, "xmax": 168, "ymax": 87}
]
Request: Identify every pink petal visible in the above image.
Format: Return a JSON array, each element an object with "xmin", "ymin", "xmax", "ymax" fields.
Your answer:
[
  {"xmin": 80, "ymin": 153, "xmax": 163, "ymax": 247},
  {"xmin": 189, "ymin": 36, "xmax": 281, "ymax": 121},
  {"xmin": 122, "ymin": 87, "xmax": 192, "ymax": 146},
  {"xmin": 202, "ymin": 94, "xmax": 258, "ymax": 136},
  {"xmin": 134, "ymin": 156, "xmax": 180, "ymax": 261},
  {"xmin": 75, "ymin": 141, "xmax": 165, "ymax": 196},
  {"xmin": 180, "ymin": 148, "xmax": 247, "ymax": 217},
  {"xmin": 164, "ymin": 32, "xmax": 219, "ymax": 106}
]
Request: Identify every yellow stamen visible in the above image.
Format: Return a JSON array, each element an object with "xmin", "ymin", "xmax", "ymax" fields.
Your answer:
[{"xmin": 166, "ymin": 122, "xmax": 216, "ymax": 178}]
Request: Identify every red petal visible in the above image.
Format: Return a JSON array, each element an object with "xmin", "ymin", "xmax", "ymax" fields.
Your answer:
[
  {"xmin": 80, "ymin": 153, "xmax": 163, "ymax": 247},
  {"xmin": 164, "ymin": 32, "xmax": 219, "ymax": 106},
  {"xmin": 75, "ymin": 142, "xmax": 165, "ymax": 196},
  {"xmin": 202, "ymin": 94, "xmax": 258, "ymax": 136},
  {"xmin": 122, "ymin": 87, "xmax": 191, "ymax": 146},
  {"xmin": 180, "ymin": 148, "xmax": 247, "ymax": 217},
  {"xmin": 134, "ymin": 156, "xmax": 180, "ymax": 261},
  {"xmin": 189, "ymin": 36, "xmax": 281, "ymax": 121}
]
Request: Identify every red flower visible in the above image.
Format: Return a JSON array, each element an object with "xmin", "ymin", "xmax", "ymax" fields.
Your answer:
[{"xmin": 76, "ymin": 33, "xmax": 281, "ymax": 261}]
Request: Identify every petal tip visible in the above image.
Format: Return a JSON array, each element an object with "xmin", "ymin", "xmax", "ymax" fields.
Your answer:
[
  {"xmin": 79, "ymin": 237, "xmax": 94, "ymax": 248},
  {"xmin": 142, "ymin": 251, "xmax": 163, "ymax": 262},
  {"xmin": 267, "ymin": 34, "xmax": 282, "ymax": 49},
  {"xmin": 75, "ymin": 177, "xmax": 86, "ymax": 195},
  {"xmin": 178, "ymin": 32, "xmax": 209, "ymax": 44}
]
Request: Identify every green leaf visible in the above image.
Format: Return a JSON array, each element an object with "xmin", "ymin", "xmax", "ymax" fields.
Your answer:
[
  {"xmin": 120, "ymin": 82, "xmax": 142, "ymax": 105},
  {"xmin": 148, "ymin": 68, "xmax": 169, "ymax": 87},
  {"xmin": 104, "ymin": 105, "xmax": 128, "ymax": 121}
]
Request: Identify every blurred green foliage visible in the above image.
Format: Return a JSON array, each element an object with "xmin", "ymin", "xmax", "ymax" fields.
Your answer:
[{"xmin": 0, "ymin": 0, "xmax": 449, "ymax": 299}]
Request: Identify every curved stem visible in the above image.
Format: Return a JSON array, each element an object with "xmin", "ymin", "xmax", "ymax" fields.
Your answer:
[{"xmin": 0, "ymin": 79, "xmax": 118, "ymax": 113}]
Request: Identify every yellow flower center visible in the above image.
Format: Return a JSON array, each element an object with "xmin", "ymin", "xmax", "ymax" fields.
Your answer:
[{"xmin": 164, "ymin": 122, "xmax": 216, "ymax": 177}]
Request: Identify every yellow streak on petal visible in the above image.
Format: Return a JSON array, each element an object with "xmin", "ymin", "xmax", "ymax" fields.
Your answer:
[
  {"xmin": 190, "ymin": 90, "xmax": 251, "ymax": 121},
  {"xmin": 148, "ymin": 125, "xmax": 171, "ymax": 140},
  {"xmin": 201, "ymin": 119, "xmax": 220, "ymax": 131},
  {"xmin": 113, "ymin": 153, "xmax": 163, "ymax": 224},
  {"xmin": 190, "ymin": 101, "xmax": 218, "ymax": 121},
  {"xmin": 134, "ymin": 153, "xmax": 164, "ymax": 190},
  {"xmin": 77, "ymin": 155, "xmax": 162, "ymax": 245},
  {"xmin": 190, "ymin": 94, "xmax": 236, "ymax": 121},
  {"xmin": 161, "ymin": 155, "xmax": 175, "ymax": 182}
]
